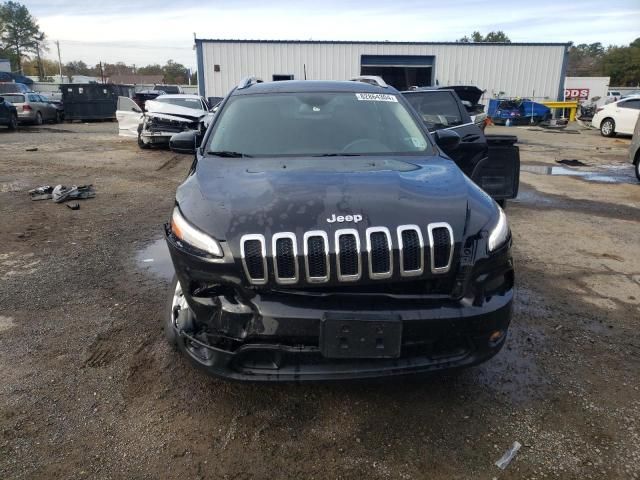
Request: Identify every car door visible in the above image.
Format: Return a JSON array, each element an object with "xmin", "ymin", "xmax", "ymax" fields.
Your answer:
[
  {"xmin": 37, "ymin": 95, "xmax": 56, "ymax": 121},
  {"xmin": 116, "ymin": 96, "xmax": 143, "ymax": 137},
  {"xmin": 615, "ymin": 99, "xmax": 640, "ymax": 134},
  {"xmin": 403, "ymin": 89, "xmax": 519, "ymax": 200},
  {"xmin": 403, "ymin": 90, "xmax": 487, "ymax": 174}
]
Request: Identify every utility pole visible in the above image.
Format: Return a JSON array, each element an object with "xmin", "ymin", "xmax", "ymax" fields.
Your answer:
[
  {"xmin": 35, "ymin": 42, "xmax": 43, "ymax": 80},
  {"xmin": 99, "ymin": 61, "xmax": 105, "ymax": 84},
  {"xmin": 56, "ymin": 41, "xmax": 63, "ymax": 83}
]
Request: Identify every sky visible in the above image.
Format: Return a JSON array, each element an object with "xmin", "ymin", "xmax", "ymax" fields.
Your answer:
[{"xmin": 21, "ymin": 0, "xmax": 640, "ymax": 70}]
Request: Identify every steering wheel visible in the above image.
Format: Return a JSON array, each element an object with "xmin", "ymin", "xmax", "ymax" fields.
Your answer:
[{"xmin": 341, "ymin": 138, "xmax": 390, "ymax": 154}]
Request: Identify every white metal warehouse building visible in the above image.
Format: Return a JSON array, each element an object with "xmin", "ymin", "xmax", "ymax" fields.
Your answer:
[{"xmin": 195, "ymin": 39, "xmax": 570, "ymax": 104}]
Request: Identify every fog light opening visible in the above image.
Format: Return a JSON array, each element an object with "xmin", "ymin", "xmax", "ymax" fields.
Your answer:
[{"xmin": 488, "ymin": 329, "xmax": 505, "ymax": 347}]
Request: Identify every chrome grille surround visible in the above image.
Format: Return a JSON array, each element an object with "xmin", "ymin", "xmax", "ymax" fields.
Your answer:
[
  {"xmin": 240, "ymin": 223, "xmax": 454, "ymax": 285},
  {"xmin": 427, "ymin": 222, "xmax": 454, "ymax": 274},
  {"xmin": 271, "ymin": 232, "xmax": 299, "ymax": 284},
  {"xmin": 303, "ymin": 230, "xmax": 330, "ymax": 283},
  {"xmin": 396, "ymin": 225, "xmax": 424, "ymax": 277},
  {"xmin": 365, "ymin": 227, "xmax": 393, "ymax": 279},
  {"xmin": 335, "ymin": 228, "xmax": 362, "ymax": 282},
  {"xmin": 240, "ymin": 234, "xmax": 268, "ymax": 285}
]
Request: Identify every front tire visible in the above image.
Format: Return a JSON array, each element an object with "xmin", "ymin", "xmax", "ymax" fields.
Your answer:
[
  {"xmin": 600, "ymin": 118, "xmax": 615, "ymax": 137},
  {"xmin": 164, "ymin": 277, "xmax": 181, "ymax": 347},
  {"xmin": 35, "ymin": 111, "xmax": 43, "ymax": 126},
  {"xmin": 165, "ymin": 276, "xmax": 195, "ymax": 347},
  {"xmin": 635, "ymin": 158, "xmax": 640, "ymax": 182},
  {"xmin": 137, "ymin": 132, "xmax": 151, "ymax": 149}
]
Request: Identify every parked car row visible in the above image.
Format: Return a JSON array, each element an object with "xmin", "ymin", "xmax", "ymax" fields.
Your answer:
[{"xmin": 0, "ymin": 82, "xmax": 64, "ymax": 129}]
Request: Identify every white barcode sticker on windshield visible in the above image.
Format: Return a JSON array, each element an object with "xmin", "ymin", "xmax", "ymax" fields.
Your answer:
[{"xmin": 355, "ymin": 93, "xmax": 398, "ymax": 102}]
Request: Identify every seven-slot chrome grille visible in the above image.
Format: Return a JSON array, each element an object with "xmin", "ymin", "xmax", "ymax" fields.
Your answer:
[{"xmin": 240, "ymin": 223, "xmax": 454, "ymax": 285}]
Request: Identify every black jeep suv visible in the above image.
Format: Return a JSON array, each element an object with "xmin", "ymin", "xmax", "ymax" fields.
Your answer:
[{"xmin": 164, "ymin": 78, "xmax": 514, "ymax": 381}]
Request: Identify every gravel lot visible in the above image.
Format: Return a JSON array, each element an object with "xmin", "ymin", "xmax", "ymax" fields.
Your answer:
[{"xmin": 1, "ymin": 122, "xmax": 639, "ymax": 479}]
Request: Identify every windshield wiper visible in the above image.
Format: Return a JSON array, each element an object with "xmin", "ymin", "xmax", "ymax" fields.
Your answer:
[
  {"xmin": 208, "ymin": 150, "xmax": 253, "ymax": 158},
  {"xmin": 312, "ymin": 153, "xmax": 362, "ymax": 157}
]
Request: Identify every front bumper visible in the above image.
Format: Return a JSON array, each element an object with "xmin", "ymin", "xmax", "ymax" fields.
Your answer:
[
  {"xmin": 166, "ymin": 232, "xmax": 514, "ymax": 382},
  {"xmin": 140, "ymin": 131, "xmax": 173, "ymax": 145}
]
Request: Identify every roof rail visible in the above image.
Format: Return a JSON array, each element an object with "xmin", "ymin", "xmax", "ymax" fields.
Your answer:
[
  {"xmin": 349, "ymin": 76, "xmax": 389, "ymax": 88},
  {"xmin": 236, "ymin": 76, "xmax": 263, "ymax": 89}
]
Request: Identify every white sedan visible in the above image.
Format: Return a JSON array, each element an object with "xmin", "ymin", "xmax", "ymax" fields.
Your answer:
[
  {"xmin": 592, "ymin": 96, "xmax": 640, "ymax": 137},
  {"xmin": 116, "ymin": 94, "xmax": 212, "ymax": 148}
]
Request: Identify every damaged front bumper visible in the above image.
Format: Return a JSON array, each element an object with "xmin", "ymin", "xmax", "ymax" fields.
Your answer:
[
  {"xmin": 166, "ymin": 230, "xmax": 514, "ymax": 382},
  {"xmin": 140, "ymin": 113, "xmax": 203, "ymax": 145}
]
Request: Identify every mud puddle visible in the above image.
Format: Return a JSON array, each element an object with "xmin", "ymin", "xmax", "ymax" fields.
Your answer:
[
  {"xmin": 521, "ymin": 164, "xmax": 636, "ymax": 184},
  {"xmin": 135, "ymin": 238, "xmax": 173, "ymax": 281}
]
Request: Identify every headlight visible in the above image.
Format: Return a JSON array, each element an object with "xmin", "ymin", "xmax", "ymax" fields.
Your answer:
[
  {"xmin": 170, "ymin": 206, "xmax": 223, "ymax": 258},
  {"xmin": 488, "ymin": 206, "xmax": 509, "ymax": 252}
]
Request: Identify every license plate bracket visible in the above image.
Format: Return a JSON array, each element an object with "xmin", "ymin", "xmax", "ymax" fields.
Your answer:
[{"xmin": 320, "ymin": 313, "xmax": 402, "ymax": 359}]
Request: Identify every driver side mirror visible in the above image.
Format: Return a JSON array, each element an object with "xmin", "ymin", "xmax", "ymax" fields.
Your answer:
[
  {"xmin": 169, "ymin": 130, "xmax": 200, "ymax": 154},
  {"xmin": 433, "ymin": 129, "xmax": 461, "ymax": 152}
]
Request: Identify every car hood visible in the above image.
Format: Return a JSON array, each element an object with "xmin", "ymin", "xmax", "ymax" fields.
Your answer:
[
  {"xmin": 175, "ymin": 155, "xmax": 496, "ymax": 249},
  {"xmin": 444, "ymin": 86, "xmax": 485, "ymax": 106},
  {"xmin": 145, "ymin": 100, "xmax": 207, "ymax": 121}
]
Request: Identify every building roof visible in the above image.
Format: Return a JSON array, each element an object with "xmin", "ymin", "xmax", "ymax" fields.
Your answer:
[
  {"xmin": 109, "ymin": 74, "xmax": 164, "ymax": 85},
  {"xmin": 195, "ymin": 38, "xmax": 571, "ymax": 47}
]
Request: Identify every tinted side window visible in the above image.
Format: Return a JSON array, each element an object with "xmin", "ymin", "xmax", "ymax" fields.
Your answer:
[
  {"xmin": 28, "ymin": 94, "xmax": 39, "ymax": 102},
  {"xmin": 404, "ymin": 91, "xmax": 464, "ymax": 131},
  {"xmin": 620, "ymin": 99, "xmax": 640, "ymax": 110}
]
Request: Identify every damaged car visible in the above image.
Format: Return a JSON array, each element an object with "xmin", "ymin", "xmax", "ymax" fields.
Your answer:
[
  {"xmin": 163, "ymin": 77, "xmax": 514, "ymax": 382},
  {"xmin": 116, "ymin": 94, "xmax": 212, "ymax": 149}
]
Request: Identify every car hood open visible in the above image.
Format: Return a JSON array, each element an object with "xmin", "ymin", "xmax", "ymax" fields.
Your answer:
[{"xmin": 442, "ymin": 86, "xmax": 485, "ymax": 106}]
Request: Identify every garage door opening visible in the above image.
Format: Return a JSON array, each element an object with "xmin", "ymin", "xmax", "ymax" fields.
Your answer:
[{"xmin": 360, "ymin": 55, "xmax": 434, "ymax": 91}]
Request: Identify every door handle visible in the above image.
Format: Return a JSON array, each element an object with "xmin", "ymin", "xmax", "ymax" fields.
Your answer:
[{"xmin": 461, "ymin": 134, "xmax": 480, "ymax": 142}]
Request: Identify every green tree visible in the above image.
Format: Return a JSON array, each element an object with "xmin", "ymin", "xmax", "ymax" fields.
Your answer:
[
  {"xmin": 567, "ymin": 43, "xmax": 605, "ymax": 76},
  {"xmin": 566, "ymin": 38, "xmax": 639, "ymax": 85},
  {"xmin": 137, "ymin": 63, "xmax": 163, "ymax": 75},
  {"xmin": 602, "ymin": 38, "xmax": 640, "ymax": 85},
  {"xmin": 23, "ymin": 56, "xmax": 58, "ymax": 77},
  {"xmin": 0, "ymin": 1, "xmax": 45, "ymax": 72},
  {"xmin": 162, "ymin": 59, "xmax": 188, "ymax": 84},
  {"xmin": 64, "ymin": 60, "xmax": 91, "ymax": 76},
  {"xmin": 457, "ymin": 31, "xmax": 511, "ymax": 43}
]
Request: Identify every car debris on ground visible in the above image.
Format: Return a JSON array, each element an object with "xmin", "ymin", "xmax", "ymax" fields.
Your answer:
[
  {"xmin": 495, "ymin": 441, "xmax": 522, "ymax": 470},
  {"xmin": 28, "ymin": 184, "xmax": 95, "ymax": 203}
]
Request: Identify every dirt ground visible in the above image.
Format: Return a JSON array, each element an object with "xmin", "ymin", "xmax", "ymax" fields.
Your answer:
[{"xmin": 1, "ymin": 121, "xmax": 639, "ymax": 480}]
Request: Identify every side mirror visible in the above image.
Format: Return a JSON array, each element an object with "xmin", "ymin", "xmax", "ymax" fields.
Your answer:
[
  {"xmin": 170, "ymin": 130, "xmax": 199, "ymax": 154},
  {"xmin": 131, "ymin": 106, "xmax": 142, "ymax": 113},
  {"xmin": 433, "ymin": 129, "xmax": 461, "ymax": 152},
  {"xmin": 0, "ymin": 97, "xmax": 4, "ymax": 103}
]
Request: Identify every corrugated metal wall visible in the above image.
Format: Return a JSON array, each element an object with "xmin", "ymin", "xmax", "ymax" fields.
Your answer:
[{"xmin": 198, "ymin": 41, "xmax": 568, "ymax": 104}]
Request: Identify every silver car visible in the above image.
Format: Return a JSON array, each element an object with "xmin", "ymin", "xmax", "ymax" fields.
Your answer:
[
  {"xmin": 630, "ymin": 114, "xmax": 640, "ymax": 181},
  {"xmin": 3, "ymin": 92, "xmax": 59, "ymax": 125}
]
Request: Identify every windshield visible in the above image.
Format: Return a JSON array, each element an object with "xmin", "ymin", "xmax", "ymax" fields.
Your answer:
[
  {"xmin": 403, "ymin": 91, "xmax": 466, "ymax": 131},
  {"xmin": 3, "ymin": 94, "xmax": 24, "ymax": 103},
  {"xmin": 206, "ymin": 92, "xmax": 432, "ymax": 156},
  {"xmin": 156, "ymin": 97, "xmax": 204, "ymax": 110}
]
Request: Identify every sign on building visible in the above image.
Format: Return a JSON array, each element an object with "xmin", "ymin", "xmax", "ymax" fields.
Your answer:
[{"xmin": 564, "ymin": 88, "xmax": 590, "ymax": 100}]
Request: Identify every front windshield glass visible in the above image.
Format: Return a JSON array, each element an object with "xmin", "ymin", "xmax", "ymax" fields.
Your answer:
[
  {"xmin": 206, "ymin": 92, "xmax": 432, "ymax": 156},
  {"xmin": 156, "ymin": 97, "xmax": 204, "ymax": 110}
]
